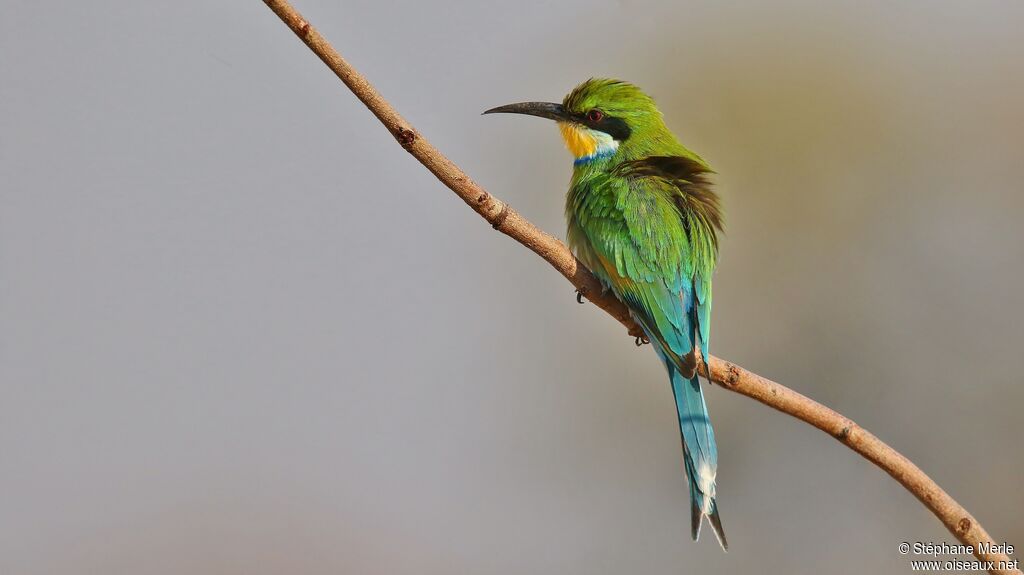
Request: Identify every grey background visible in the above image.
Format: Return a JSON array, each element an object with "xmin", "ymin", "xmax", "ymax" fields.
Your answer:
[{"xmin": 1, "ymin": 1, "xmax": 1021, "ymax": 574}]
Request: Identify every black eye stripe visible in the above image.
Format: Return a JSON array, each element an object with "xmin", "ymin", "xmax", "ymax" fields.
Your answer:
[
  {"xmin": 600, "ymin": 117, "xmax": 632, "ymax": 141},
  {"xmin": 571, "ymin": 111, "xmax": 632, "ymax": 141}
]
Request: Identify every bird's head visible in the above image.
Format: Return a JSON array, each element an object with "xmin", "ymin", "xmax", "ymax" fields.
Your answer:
[{"xmin": 484, "ymin": 78, "xmax": 669, "ymax": 165}]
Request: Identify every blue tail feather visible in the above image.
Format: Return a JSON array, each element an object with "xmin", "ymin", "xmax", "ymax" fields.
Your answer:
[
  {"xmin": 635, "ymin": 305, "xmax": 726, "ymax": 550},
  {"xmin": 668, "ymin": 362, "xmax": 727, "ymax": 550}
]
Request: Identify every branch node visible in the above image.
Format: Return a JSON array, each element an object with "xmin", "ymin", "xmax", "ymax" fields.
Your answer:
[
  {"xmin": 296, "ymin": 19, "xmax": 310, "ymax": 38},
  {"xmin": 491, "ymin": 202, "xmax": 511, "ymax": 230},
  {"xmin": 723, "ymin": 363, "xmax": 741, "ymax": 388},
  {"xmin": 395, "ymin": 126, "xmax": 417, "ymax": 148},
  {"xmin": 957, "ymin": 517, "xmax": 972, "ymax": 535}
]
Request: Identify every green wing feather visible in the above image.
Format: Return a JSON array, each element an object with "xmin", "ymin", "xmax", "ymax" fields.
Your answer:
[
  {"xmin": 567, "ymin": 156, "xmax": 721, "ymax": 366},
  {"xmin": 567, "ymin": 171, "xmax": 697, "ymax": 367}
]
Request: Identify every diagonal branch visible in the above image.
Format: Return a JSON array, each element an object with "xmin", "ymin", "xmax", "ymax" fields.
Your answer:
[{"xmin": 260, "ymin": 2, "xmax": 1019, "ymax": 572}]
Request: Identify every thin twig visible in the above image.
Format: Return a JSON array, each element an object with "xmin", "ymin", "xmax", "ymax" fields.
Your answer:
[{"xmin": 260, "ymin": 2, "xmax": 1019, "ymax": 572}]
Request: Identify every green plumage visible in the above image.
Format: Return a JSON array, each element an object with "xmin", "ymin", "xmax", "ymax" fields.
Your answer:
[
  {"xmin": 485, "ymin": 78, "xmax": 727, "ymax": 549},
  {"xmin": 567, "ymin": 157, "xmax": 719, "ymax": 363}
]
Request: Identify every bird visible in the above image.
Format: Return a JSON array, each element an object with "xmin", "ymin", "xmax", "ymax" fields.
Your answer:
[{"xmin": 484, "ymin": 78, "xmax": 727, "ymax": 550}]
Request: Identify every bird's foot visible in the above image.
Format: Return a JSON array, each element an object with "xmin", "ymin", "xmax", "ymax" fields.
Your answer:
[
  {"xmin": 634, "ymin": 335, "xmax": 650, "ymax": 346},
  {"xmin": 575, "ymin": 289, "xmax": 586, "ymax": 304}
]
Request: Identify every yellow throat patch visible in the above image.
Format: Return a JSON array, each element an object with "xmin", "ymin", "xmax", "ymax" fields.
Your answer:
[
  {"xmin": 558, "ymin": 122, "xmax": 618, "ymax": 162},
  {"xmin": 558, "ymin": 122, "xmax": 598, "ymax": 159}
]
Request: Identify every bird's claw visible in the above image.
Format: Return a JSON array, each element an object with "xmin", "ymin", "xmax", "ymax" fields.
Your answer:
[
  {"xmin": 635, "ymin": 335, "xmax": 650, "ymax": 346},
  {"xmin": 575, "ymin": 289, "xmax": 585, "ymax": 304}
]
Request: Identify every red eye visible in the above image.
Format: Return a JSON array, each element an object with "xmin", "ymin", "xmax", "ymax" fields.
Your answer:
[{"xmin": 587, "ymin": 109, "xmax": 604, "ymax": 122}]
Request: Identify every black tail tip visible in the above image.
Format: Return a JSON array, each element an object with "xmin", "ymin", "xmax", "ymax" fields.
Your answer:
[
  {"xmin": 709, "ymin": 509, "xmax": 728, "ymax": 551},
  {"xmin": 691, "ymin": 502, "xmax": 728, "ymax": 551}
]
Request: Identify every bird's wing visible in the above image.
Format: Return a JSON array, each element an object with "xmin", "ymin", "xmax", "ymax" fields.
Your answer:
[
  {"xmin": 694, "ymin": 273, "xmax": 712, "ymax": 364},
  {"xmin": 611, "ymin": 155, "xmax": 722, "ymax": 364},
  {"xmin": 570, "ymin": 172, "xmax": 698, "ymax": 370}
]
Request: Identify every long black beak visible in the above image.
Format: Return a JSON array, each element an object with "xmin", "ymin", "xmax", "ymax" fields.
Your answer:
[{"xmin": 482, "ymin": 101, "xmax": 571, "ymax": 122}]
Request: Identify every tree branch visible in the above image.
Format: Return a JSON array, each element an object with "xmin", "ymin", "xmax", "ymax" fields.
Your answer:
[{"xmin": 260, "ymin": 2, "xmax": 1019, "ymax": 572}]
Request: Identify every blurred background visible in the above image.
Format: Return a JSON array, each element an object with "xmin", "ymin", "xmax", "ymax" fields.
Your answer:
[{"xmin": 2, "ymin": 1, "xmax": 1022, "ymax": 573}]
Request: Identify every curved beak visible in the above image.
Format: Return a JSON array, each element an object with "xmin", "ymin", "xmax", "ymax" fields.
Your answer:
[{"xmin": 482, "ymin": 101, "xmax": 571, "ymax": 122}]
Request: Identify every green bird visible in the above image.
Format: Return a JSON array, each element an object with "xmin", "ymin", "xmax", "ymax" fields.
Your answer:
[{"xmin": 485, "ymin": 78, "xmax": 727, "ymax": 549}]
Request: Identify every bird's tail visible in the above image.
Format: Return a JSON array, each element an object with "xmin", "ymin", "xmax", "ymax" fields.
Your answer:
[{"xmin": 668, "ymin": 363, "xmax": 728, "ymax": 550}]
